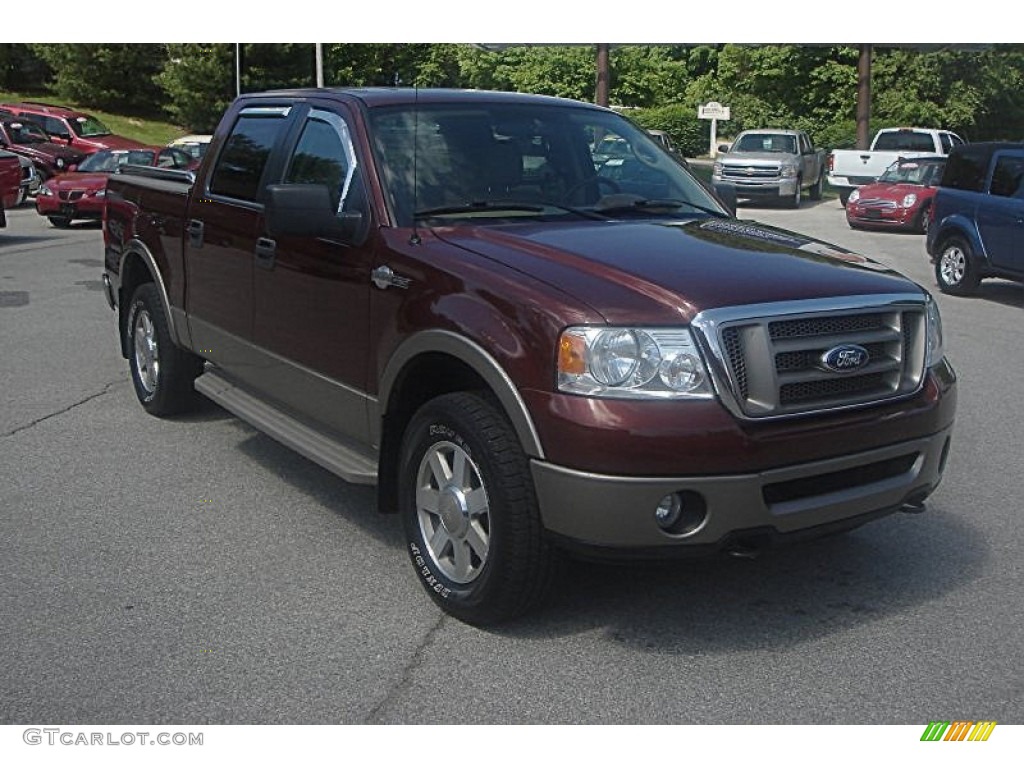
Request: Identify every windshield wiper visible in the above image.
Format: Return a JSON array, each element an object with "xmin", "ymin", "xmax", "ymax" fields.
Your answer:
[
  {"xmin": 415, "ymin": 199, "xmax": 607, "ymax": 222},
  {"xmin": 593, "ymin": 194, "xmax": 728, "ymax": 218},
  {"xmin": 415, "ymin": 201, "xmax": 545, "ymax": 218}
]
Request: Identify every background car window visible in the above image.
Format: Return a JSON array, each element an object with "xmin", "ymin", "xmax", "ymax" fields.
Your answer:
[
  {"xmin": 989, "ymin": 155, "xmax": 1024, "ymax": 198},
  {"xmin": 209, "ymin": 113, "xmax": 288, "ymax": 202},
  {"xmin": 285, "ymin": 116, "xmax": 351, "ymax": 212}
]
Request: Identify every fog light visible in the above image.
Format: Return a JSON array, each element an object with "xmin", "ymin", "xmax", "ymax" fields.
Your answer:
[
  {"xmin": 655, "ymin": 494, "xmax": 683, "ymax": 530},
  {"xmin": 654, "ymin": 491, "xmax": 708, "ymax": 536}
]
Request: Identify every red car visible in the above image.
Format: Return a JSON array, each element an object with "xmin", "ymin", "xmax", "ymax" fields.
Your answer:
[
  {"xmin": 0, "ymin": 150, "xmax": 21, "ymax": 228},
  {"xmin": 0, "ymin": 102, "xmax": 147, "ymax": 154},
  {"xmin": 35, "ymin": 146, "xmax": 195, "ymax": 227},
  {"xmin": 0, "ymin": 116, "xmax": 87, "ymax": 181},
  {"xmin": 846, "ymin": 156, "xmax": 946, "ymax": 234}
]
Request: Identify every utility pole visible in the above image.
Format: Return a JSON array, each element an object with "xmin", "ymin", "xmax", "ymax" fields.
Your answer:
[
  {"xmin": 595, "ymin": 44, "xmax": 610, "ymax": 107},
  {"xmin": 856, "ymin": 44, "xmax": 872, "ymax": 150},
  {"xmin": 315, "ymin": 43, "xmax": 324, "ymax": 88}
]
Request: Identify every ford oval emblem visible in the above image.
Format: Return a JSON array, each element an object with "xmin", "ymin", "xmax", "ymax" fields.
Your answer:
[{"xmin": 820, "ymin": 344, "xmax": 870, "ymax": 374}]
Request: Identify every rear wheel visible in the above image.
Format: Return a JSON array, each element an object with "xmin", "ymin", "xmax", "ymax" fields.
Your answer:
[
  {"xmin": 935, "ymin": 237, "xmax": 980, "ymax": 296},
  {"xmin": 125, "ymin": 283, "xmax": 204, "ymax": 416},
  {"xmin": 916, "ymin": 203, "xmax": 932, "ymax": 235},
  {"xmin": 399, "ymin": 392, "xmax": 557, "ymax": 625},
  {"xmin": 47, "ymin": 216, "xmax": 70, "ymax": 228},
  {"xmin": 838, "ymin": 189, "xmax": 851, "ymax": 207}
]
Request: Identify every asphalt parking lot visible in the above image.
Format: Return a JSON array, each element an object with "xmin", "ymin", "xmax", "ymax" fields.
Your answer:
[{"xmin": 1, "ymin": 197, "xmax": 1022, "ymax": 726}]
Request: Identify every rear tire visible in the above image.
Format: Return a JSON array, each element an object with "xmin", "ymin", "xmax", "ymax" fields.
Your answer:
[
  {"xmin": 47, "ymin": 216, "xmax": 70, "ymax": 228},
  {"xmin": 935, "ymin": 236, "xmax": 980, "ymax": 296},
  {"xmin": 788, "ymin": 179, "xmax": 802, "ymax": 208},
  {"xmin": 838, "ymin": 189, "xmax": 851, "ymax": 208},
  {"xmin": 399, "ymin": 392, "xmax": 557, "ymax": 625},
  {"xmin": 125, "ymin": 283, "xmax": 204, "ymax": 416}
]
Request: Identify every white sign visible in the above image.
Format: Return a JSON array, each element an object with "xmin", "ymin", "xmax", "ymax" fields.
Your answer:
[{"xmin": 699, "ymin": 101, "xmax": 731, "ymax": 120}]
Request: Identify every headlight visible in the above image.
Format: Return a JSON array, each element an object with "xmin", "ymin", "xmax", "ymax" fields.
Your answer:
[
  {"xmin": 848, "ymin": 189, "xmax": 860, "ymax": 203},
  {"xmin": 38, "ymin": 185, "xmax": 54, "ymax": 197},
  {"xmin": 90, "ymin": 189, "xmax": 106, "ymax": 198},
  {"xmin": 925, "ymin": 295, "xmax": 944, "ymax": 367},
  {"xmin": 557, "ymin": 327, "xmax": 713, "ymax": 399},
  {"xmin": 902, "ymin": 193, "xmax": 917, "ymax": 208},
  {"xmin": 56, "ymin": 158, "xmax": 65, "ymax": 169},
  {"xmin": 780, "ymin": 164, "xmax": 797, "ymax": 178}
]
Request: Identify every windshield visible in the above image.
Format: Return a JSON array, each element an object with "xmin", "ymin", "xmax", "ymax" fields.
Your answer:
[
  {"xmin": 70, "ymin": 115, "xmax": 112, "ymax": 138},
  {"xmin": 369, "ymin": 101, "xmax": 722, "ymax": 226},
  {"xmin": 732, "ymin": 133, "xmax": 796, "ymax": 153},
  {"xmin": 78, "ymin": 149, "xmax": 155, "ymax": 173},
  {"xmin": 5, "ymin": 120, "xmax": 49, "ymax": 145},
  {"xmin": 877, "ymin": 159, "xmax": 944, "ymax": 185}
]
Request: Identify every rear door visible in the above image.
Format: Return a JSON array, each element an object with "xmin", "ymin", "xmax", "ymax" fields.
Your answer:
[
  {"xmin": 185, "ymin": 105, "xmax": 293, "ymax": 385},
  {"xmin": 977, "ymin": 150, "xmax": 1024, "ymax": 274}
]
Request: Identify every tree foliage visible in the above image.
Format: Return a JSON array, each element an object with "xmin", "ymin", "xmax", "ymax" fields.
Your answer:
[
  {"xmin": 29, "ymin": 44, "xmax": 165, "ymax": 114},
  {"xmin": 4, "ymin": 43, "xmax": 1024, "ymax": 147}
]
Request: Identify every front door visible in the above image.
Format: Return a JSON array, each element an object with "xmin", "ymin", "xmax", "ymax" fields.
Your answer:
[
  {"xmin": 251, "ymin": 105, "xmax": 375, "ymax": 444},
  {"xmin": 978, "ymin": 152, "xmax": 1024, "ymax": 274}
]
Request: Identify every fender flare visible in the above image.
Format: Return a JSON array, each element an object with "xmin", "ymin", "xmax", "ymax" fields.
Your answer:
[
  {"xmin": 119, "ymin": 238, "xmax": 183, "ymax": 348},
  {"xmin": 378, "ymin": 329, "xmax": 545, "ymax": 460}
]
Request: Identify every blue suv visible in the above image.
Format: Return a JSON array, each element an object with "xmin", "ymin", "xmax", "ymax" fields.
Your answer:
[{"xmin": 926, "ymin": 142, "xmax": 1024, "ymax": 295}]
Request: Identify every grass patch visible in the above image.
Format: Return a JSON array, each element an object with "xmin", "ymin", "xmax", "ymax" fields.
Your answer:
[{"xmin": 0, "ymin": 90, "xmax": 186, "ymax": 146}]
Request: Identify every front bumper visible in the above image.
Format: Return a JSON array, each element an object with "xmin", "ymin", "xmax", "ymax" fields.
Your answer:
[
  {"xmin": 712, "ymin": 176, "xmax": 797, "ymax": 198},
  {"xmin": 35, "ymin": 194, "xmax": 104, "ymax": 221},
  {"xmin": 847, "ymin": 204, "xmax": 918, "ymax": 229},
  {"xmin": 532, "ymin": 424, "xmax": 952, "ymax": 553}
]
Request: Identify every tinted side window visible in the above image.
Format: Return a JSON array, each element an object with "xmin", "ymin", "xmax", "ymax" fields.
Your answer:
[
  {"xmin": 990, "ymin": 155, "xmax": 1024, "ymax": 198},
  {"xmin": 942, "ymin": 148, "xmax": 989, "ymax": 192},
  {"xmin": 209, "ymin": 113, "xmax": 288, "ymax": 201},
  {"xmin": 285, "ymin": 114, "xmax": 352, "ymax": 212},
  {"xmin": 940, "ymin": 134, "xmax": 952, "ymax": 154}
]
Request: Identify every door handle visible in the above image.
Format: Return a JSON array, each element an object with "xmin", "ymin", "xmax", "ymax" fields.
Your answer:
[
  {"xmin": 255, "ymin": 237, "xmax": 276, "ymax": 270},
  {"xmin": 187, "ymin": 219, "xmax": 204, "ymax": 248}
]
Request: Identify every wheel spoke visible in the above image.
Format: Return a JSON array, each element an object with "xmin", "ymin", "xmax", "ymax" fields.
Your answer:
[
  {"xmin": 428, "ymin": 449, "xmax": 452, "ymax": 486},
  {"xmin": 417, "ymin": 485, "xmax": 441, "ymax": 514},
  {"xmin": 452, "ymin": 539, "xmax": 472, "ymax": 580},
  {"xmin": 465, "ymin": 487, "xmax": 488, "ymax": 517},
  {"xmin": 428, "ymin": 523, "xmax": 451, "ymax": 557},
  {"xmin": 452, "ymin": 450, "xmax": 470, "ymax": 489},
  {"xmin": 465, "ymin": 521, "xmax": 489, "ymax": 561}
]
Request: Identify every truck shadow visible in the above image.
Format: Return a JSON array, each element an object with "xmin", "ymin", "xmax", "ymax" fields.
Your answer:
[
  {"xmin": 972, "ymin": 281, "xmax": 1023, "ymax": 309},
  {"xmin": 505, "ymin": 505, "xmax": 984, "ymax": 654}
]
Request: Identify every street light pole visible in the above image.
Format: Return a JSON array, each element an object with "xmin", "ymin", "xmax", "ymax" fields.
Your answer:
[{"xmin": 315, "ymin": 43, "xmax": 324, "ymax": 88}]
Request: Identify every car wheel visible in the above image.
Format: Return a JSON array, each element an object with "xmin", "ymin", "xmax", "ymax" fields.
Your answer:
[
  {"xmin": 838, "ymin": 189, "xmax": 851, "ymax": 208},
  {"xmin": 47, "ymin": 216, "xmax": 71, "ymax": 228},
  {"xmin": 935, "ymin": 237, "xmax": 980, "ymax": 296},
  {"xmin": 125, "ymin": 283, "xmax": 204, "ymax": 416},
  {"xmin": 399, "ymin": 391, "xmax": 557, "ymax": 625},
  {"xmin": 788, "ymin": 179, "xmax": 802, "ymax": 209},
  {"xmin": 809, "ymin": 173, "xmax": 823, "ymax": 201},
  {"xmin": 917, "ymin": 204, "xmax": 931, "ymax": 235}
]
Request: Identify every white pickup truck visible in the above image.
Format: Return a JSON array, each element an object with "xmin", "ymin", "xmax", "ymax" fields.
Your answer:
[{"xmin": 828, "ymin": 127, "xmax": 965, "ymax": 206}]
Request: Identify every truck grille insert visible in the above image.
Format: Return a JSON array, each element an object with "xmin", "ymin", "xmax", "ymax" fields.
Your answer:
[{"xmin": 699, "ymin": 299, "xmax": 928, "ymax": 419}]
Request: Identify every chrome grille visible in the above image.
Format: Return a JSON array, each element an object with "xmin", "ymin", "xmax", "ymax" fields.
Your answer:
[
  {"xmin": 721, "ymin": 165, "xmax": 780, "ymax": 181},
  {"xmin": 858, "ymin": 198, "xmax": 898, "ymax": 210},
  {"xmin": 694, "ymin": 296, "xmax": 928, "ymax": 419}
]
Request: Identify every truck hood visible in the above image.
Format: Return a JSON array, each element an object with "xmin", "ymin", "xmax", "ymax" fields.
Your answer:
[{"xmin": 433, "ymin": 217, "xmax": 919, "ymax": 325}]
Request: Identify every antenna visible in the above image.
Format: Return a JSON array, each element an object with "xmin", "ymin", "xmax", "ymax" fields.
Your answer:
[{"xmin": 410, "ymin": 84, "xmax": 421, "ymax": 245}]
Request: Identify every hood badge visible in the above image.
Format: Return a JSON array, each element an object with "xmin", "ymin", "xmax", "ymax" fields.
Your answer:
[{"xmin": 820, "ymin": 344, "xmax": 870, "ymax": 374}]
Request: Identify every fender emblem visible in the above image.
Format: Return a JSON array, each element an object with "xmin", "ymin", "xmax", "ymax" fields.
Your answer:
[{"xmin": 820, "ymin": 344, "xmax": 870, "ymax": 374}]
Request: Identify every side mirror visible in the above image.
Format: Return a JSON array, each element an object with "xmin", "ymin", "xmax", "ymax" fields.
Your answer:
[
  {"xmin": 712, "ymin": 182, "xmax": 738, "ymax": 216},
  {"xmin": 717, "ymin": 143, "xmax": 731, "ymax": 154},
  {"xmin": 264, "ymin": 183, "xmax": 365, "ymax": 242}
]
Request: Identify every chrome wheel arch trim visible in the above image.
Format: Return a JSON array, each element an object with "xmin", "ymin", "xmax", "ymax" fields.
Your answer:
[
  {"xmin": 119, "ymin": 238, "xmax": 181, "ymax": 347},
  {"xmin": 378, "ymin": 329, "xmax": 545, "ymax": 460}
]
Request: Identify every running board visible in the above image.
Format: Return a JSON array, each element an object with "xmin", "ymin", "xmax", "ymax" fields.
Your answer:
[{"xmin": 194, "ymin": 370, "xmax": 378, "ymax": 485}]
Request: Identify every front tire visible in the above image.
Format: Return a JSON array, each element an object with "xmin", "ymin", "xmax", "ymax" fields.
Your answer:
[
  {"xmin": 935, "ymin": 237, "xmax": 980, "ymax": 296},
  {"xmin": 47, "ymin": 215, "xmax": 70, "ymax": 228},
  {"xmin": 838, "ymin": 189, "xmax": 851, "ymax": 208},
  {"xmin": 787, "ymin": 178, "xmax": 802, "ymax": 208},
  {"xmin": 809, "ymin": 173, "xmax": 823, "ymax": 201},
  {"xmin": 399, "ymin": 392, "xmax": 556, "ymax": 625},
  {"xmin": 125, "ymin": 283, "xmax": 203, "ymax": 416}
]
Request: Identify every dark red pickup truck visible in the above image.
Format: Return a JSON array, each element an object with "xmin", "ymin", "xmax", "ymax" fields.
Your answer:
[{"xmin": 102, "ymin": 88, "xmax": 956, "ymax": 624}]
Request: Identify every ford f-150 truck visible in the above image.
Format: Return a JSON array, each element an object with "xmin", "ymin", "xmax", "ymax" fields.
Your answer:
[
  {"xmin": 101, "ymin": 88, "xmax": 957, "ymax": 625},
  {"xmin": 828, "ymin": 127, "xmax": 965, "ymax": 206},
  {"xmin": 712, "ymin": 129, "xmax": 825, "ymax": 208}
]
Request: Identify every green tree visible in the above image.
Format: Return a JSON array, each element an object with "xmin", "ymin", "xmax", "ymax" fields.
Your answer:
[
  {"xmin": 30, "ymin": 44, "xmax": 165, "ymax": 114},
  {"xmin": 156, "ymin": 44, "xmax": 235, "ymax": 133}
]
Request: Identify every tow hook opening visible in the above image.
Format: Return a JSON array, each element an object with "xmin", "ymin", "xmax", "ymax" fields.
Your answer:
[{"xmin": 900, "ymin": 490, "xmax": 931, "ymax": 514}]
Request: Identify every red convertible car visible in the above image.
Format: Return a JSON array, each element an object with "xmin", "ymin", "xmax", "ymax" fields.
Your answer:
[
  {"xmin": 35, "ymin": 146, "xmax": 195, "ymax": 227},
  {"xmin": 846, "ymin": 156, "xmax": 946, "ymax": 234}
]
